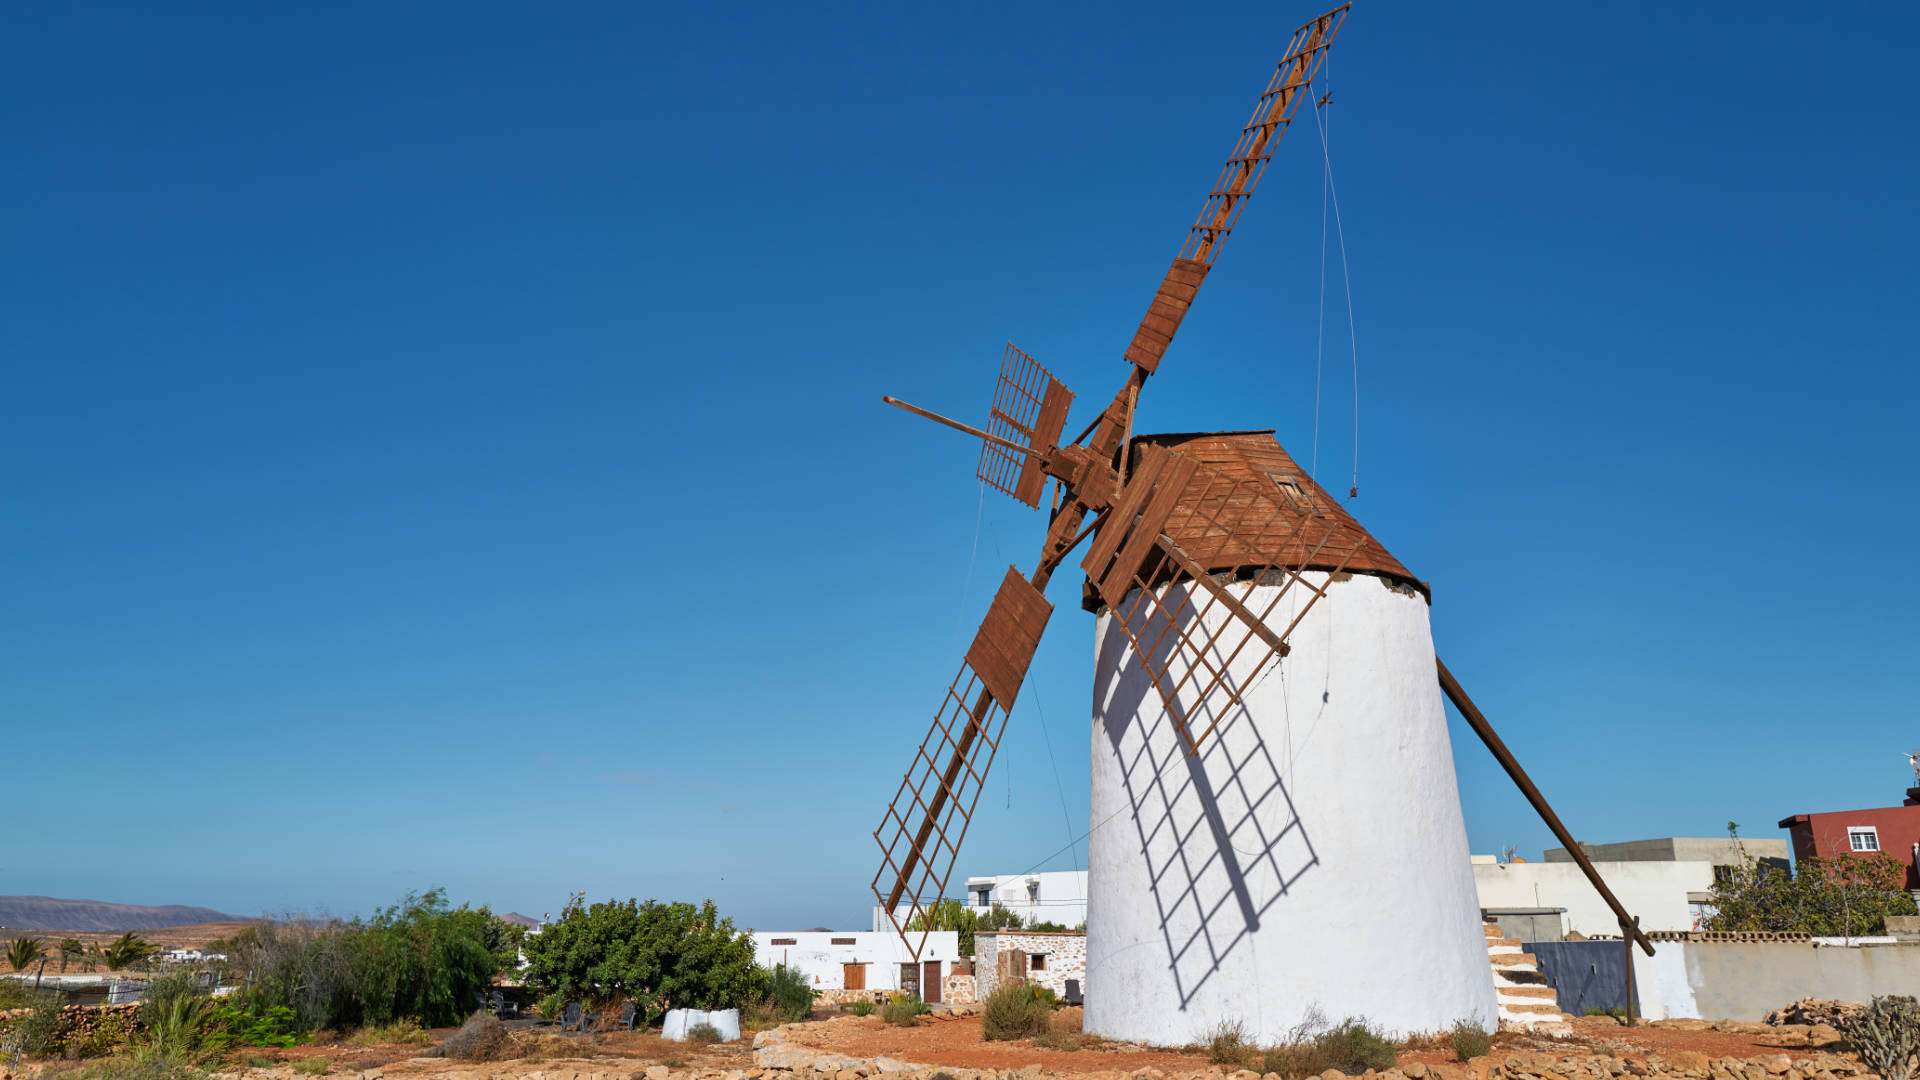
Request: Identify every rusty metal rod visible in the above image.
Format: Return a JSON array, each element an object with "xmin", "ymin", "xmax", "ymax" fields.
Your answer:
[{"xmin": 1435, "ymin": 657, "xmax": 1655, "ymax": 956}]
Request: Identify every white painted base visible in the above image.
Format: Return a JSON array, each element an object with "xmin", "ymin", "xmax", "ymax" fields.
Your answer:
[{"xmin": 1085, "ymin": 573, "xmax": 1498, "ymax": 1044}]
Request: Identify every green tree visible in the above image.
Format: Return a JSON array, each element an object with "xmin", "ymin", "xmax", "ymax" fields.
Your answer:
[
  {"xmin": 100, "ymin": 932, "xmax": 157, "ymax": 971},
  {"xmin": 56, "ymin": 938, "xmax": 84, "ymax": 972},
  {"xmin": 906, "ymin": 898, "xmax": 979, "ymax": 955},
  {"xmin": 521, "ymin": 895, "xmax": 760, "ymax": 1023},
  {"xmin": 1707, "ymin": 824, "xmax": 1918, "ymax": 936},
  {"xmin": 6, "ymin": 936, "xmax": 46, "ymax": 972},
  {"xmin": 978, "ymin": 903, "xmax": 1023, "ymax": 931}
]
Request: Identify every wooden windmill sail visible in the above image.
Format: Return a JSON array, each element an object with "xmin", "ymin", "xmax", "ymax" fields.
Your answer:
[{"xmin": 871, "ymin": 3, "xmax": 1655, "ymax": 1023}]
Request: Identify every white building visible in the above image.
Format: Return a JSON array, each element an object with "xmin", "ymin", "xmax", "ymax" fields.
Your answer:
[
  {"xmin": 1471, "ymin": 855, "xmax": 1714, "ymax": 936},
  {"xmin": 750, "ymin": 931, "xmax": 961, "ymax": 1003},
  {"xmin": 962, "ymin": 870, "xmax": 1087, "ymax": 928}
]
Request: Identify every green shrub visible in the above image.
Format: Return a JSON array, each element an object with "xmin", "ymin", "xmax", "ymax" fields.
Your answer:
[
  {"xmin": 242, "ymin": 1055, "xmax": 277, "ymax": 1069},
  {"xmin": 1258, "ymin": 1011, "xmax": 1398, "ymax": 1078},
  {"xmin": 10, "ymin": 990, "xmax": 68, "ymax": 1058},
  {"xmin": 1204, "ymin": 1019, "xmax": 1255, "ymax": 1067},
  {"xmin": 44, "ymin": 1045, "xmax": 207, "ymax": 1080},
  {"xmin": 290, "ymin": 1055, "xmax": 332, "ymax": 1075},
  {"xmin": 1839, "ymin": 995, "xmax": 1920, "ymax": 1080},
  {"xmin": 1448, "ymin": 1020, "xmax": 1491, "ymax": 1062},
  {"xmin": 536, "ymin": 991, "xmax": 564, "ymax": 1020},
  {"xmin": 686, "ymin": 1022, "xmax": 723, "ymax": 1044},
  {"xmin": 1316, "ymin": 1018, "xmax": 1398, "ymax": 1075},
  {"xmin": 70, "ymin": 1009, "xmax": 136, "ymax": 1058},
  {"xmin": 141, "ymin": 994, "xmax": 214, "ymax": 1058},
  {"xmin": 981, "ymin": 983, "xmax": 1050, "ymax": 1041},
  {"xmin": 758, "ymin": 964, "xmax": 816, "ymax": 1023},
  {"xmin": 881, "ymin": 993, "xmax": 927, "ymax": 1027},
  {"xmin": 0, "ymin": 979, "xmax": 36, "ymax": 1010},
  {"xmin": 204, "ymin": 1000, "xmax": 303, "ymax": 1049},
  {"xmin": 848, "ymin": 1000, "xmax": 874, "ymax": 1017},
  {"xmin": 348, "ymin": 1016, "xmax": 432, "ymax": 1046},
  {"xmin": 223, "ymin": 889, "xmax": 506, "ymax": 1031}
]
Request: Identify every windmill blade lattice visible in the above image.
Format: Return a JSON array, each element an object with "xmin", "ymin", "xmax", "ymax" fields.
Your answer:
[
  {"xmin": 870, "ymin": 567, "xmax": 1053, "ymax": 957},
  {"xmin": 977, "ymin": 344, "xmax": 1073, "ymax": 508}
]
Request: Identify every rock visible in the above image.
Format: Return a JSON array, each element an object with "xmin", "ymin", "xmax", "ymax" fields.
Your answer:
[
  {"xmin": 874, "ymin": 1060, "xmax": 919, "ymax": 1075},
  {"xmin": 651, "ymin": 1069, "xmax": 674, "ymax": 1080},
  {"xmin": 1667, "ymin": 1053, "xmax": 1712, "ymax": 1076},
  {"xmin": 1467, "ymin": 1056, "xmax": 1501, "ymax": 1080},
  {"xmin": 1765, "ymin": 1002, "xmax": 1865, "ymax": 1029},
  {"xmin": 1667, "ymin": 1021, "xmax": 1715, "ymax": 1033},
  {"xmin": 1405, "ymin": 1064, "xmax": 1430, "ymax": 1079},
  {"xmin": 1761, "ymin": 1058, "xmax": 1792, "ymax": 1076},
  {"xmin": 1323, "ymin": 1071, "xmax": 1347, "ymax": 1080},
  {"xmin": 754, "ymin": 1045, "xmax": 816, "ymax": 1071},
  {"xmin": 1806, "ymin": 1026, "xmax": 1842, "ymax": 1048}
]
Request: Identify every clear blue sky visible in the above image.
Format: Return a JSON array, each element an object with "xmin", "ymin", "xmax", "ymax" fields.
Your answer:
[{"xmin": 4, "ymin": 2, "xmax": 1915, "ymax": 931}]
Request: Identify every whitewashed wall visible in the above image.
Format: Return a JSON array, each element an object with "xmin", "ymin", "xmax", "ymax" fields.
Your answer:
[
  {"xmin": 961, "ymin": 871, "xmax": 1089, "ymax": 928},
  {"xmin": 750, "ymin": 931, "xmax": 959, "ymax": 993},
  {"xmin": 1085, "ymin": 573, "xmax": 1497, "ymax": 1045},
  {"xmin": 1473, "ymin": 859, "xmax": 1714, "ymax": 936}
]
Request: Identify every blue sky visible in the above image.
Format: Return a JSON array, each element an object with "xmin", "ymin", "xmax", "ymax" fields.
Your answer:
[{"xmin": 4, "ymin": 2, "xmax": 1915, "ymax": 931}]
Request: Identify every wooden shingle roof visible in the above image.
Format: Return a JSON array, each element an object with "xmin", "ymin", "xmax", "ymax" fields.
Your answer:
[{"xmin": 1126, "ymin": 429, "xmax": 1424, "ymax": 598}]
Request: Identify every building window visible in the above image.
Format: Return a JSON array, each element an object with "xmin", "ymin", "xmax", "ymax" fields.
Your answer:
[
  {"xmin": 771, "ymin": 938, "xmax": 797, "ymax": 946},
  {"xmin": 974, "ymin": 888, "xmax": 990, "ymax": 906},
  {"xmin": 1030, "ymin": 953, "xmax": 1046, "ymax": 972},
  {"xmin": 1849, "ymin": 827, "xmax": 1881, "ymax": 852},
  {"xmin": 831, "ymin": 937, "xmax": 856, "ymax": 945},
  {"xmin": 1026, "ymin": 880, "xmax": 1039, "ymax": 902}
]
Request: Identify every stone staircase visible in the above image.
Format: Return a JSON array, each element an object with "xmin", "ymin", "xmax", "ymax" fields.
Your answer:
[{"xmin": 1484, "ymin": 923, "xmax": 1573, "ymax": 1034}]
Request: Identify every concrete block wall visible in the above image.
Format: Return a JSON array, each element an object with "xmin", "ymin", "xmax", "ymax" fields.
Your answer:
[
  {"xmin": 1639, "ymin": 939, "xmax": 1920, "ymax": 1021},
  {"xmin": 974, "ymin": 931, "xmax": 1086, "ymax": 1001}
]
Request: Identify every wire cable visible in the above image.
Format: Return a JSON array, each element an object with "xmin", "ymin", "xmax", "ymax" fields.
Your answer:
[{"xmin": 1309, "ymin": 60, "xmax": 1362, "ymax": 498}]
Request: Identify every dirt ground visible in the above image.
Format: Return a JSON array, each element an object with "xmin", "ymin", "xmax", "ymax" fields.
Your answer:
[
  {"xmin": 784, "ymin": 1011, "xmax": 1846, "ymax": 1075},
  {"xmin": 783, "ymin": 1009, "xmax": 1216, "ymax": 1072},
  {"xmin": 235, "ymin": 1022, "xmax": 763, "ymax": 1075},
  {"xmin": 11, "ymin": 922, "xmax": 254, "ymax": 954},
  {"xmin": 1563, "ymin": 1017, "xmax": 1827, "ymax": 1059}
]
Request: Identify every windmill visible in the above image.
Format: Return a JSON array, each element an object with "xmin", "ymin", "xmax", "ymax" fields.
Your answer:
[{"xmin": 870, "ymin": 5, "xmax": 1654, "ymax": 1041}]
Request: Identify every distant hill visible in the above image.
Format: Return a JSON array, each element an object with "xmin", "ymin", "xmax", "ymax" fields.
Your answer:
[
  {"xmin": 498, "ymin": 912, "xmax": 541, "ymax": 929},
  {"xmin": 0, "ymin": 895, "xmax": 247, "ymax": 933}
]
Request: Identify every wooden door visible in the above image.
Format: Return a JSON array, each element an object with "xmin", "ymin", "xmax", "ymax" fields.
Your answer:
[
  {"xmin": 922, "ymin": 961, "xmax": 942, "ymax": 1003},
  {"xmin": 997, "ymin": 948, "xmax": 1024, "ymax": 987},
  {"xmin": 843, "ymin": 962, "xmax": 865, "ymax": 990}
]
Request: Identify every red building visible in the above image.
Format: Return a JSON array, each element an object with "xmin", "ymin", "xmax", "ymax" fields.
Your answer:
[{"xmin": 1778, "ymin": 782, "xmax": 1920, "ymax": 889}]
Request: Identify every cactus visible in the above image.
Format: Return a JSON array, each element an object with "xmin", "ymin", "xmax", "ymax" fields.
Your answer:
[{"xmin": 1839, "ymin": 995, "xmax": 1920, "ymax": 1080}]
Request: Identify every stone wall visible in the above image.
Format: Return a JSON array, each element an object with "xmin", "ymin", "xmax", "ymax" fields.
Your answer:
[
  {"xmin": 974, "ymin": 932, "xmax": 1085, "ymax": 1001},
  {"xmin": 942, "ymin": 973, "xmax": 975, "ymax": 1004}
]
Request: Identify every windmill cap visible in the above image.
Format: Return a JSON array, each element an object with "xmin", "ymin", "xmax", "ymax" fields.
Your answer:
[{"xmin": 1120, "ymin": 429, "xmax": 1426, "ymax": 601}]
